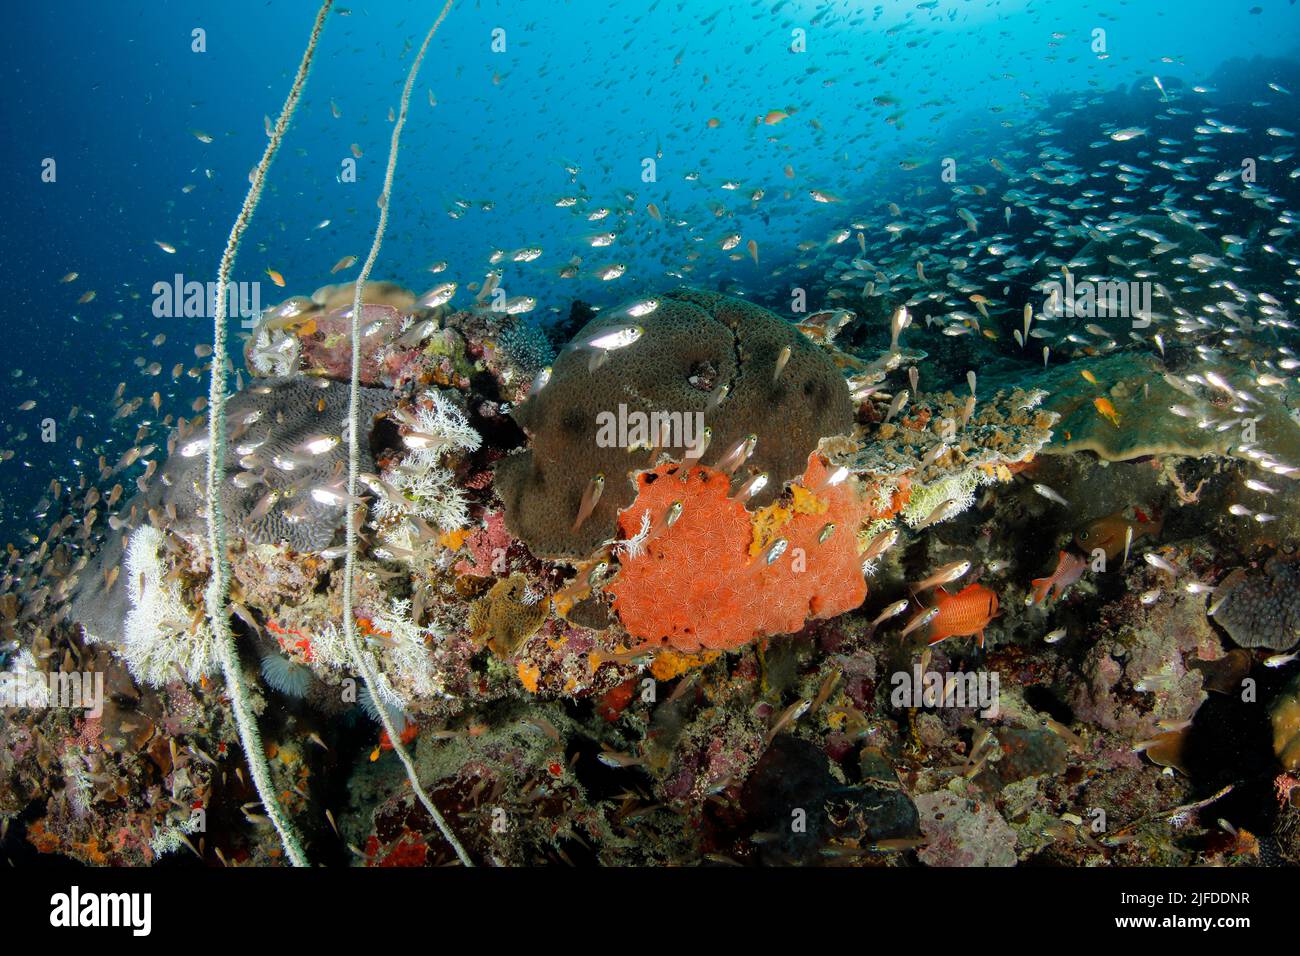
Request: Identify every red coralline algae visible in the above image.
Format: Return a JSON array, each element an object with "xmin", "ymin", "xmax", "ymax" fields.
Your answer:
[
  {"xmin": 365, "ymin": 831, "xmax": 428, "ymax": 867},
  {"xmin": 606, "ymin": 455, "xmax": 873, "ymax": 652},
  {"xmin": 455, "ymin": 510, "xmax": 512, "ymax": 576},
  {"xmin": 298, "ymin": 304, "xmax": 404, "ymax": 384}
]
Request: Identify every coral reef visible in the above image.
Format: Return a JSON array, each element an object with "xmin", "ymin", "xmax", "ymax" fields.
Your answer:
[
  {"xmin": 114, "ymin": 525, "xmax": 216, "ymax": 687},
  {"xmin": 1037, "ymin": 352, "xmax": 1300, "ymax": 465},
  {"xmin": 914, "ymin": 790, "xmax": 1018, "ymax": 867},
  {"xmin": 466, "ymin": 573, "xmax": 549, "ymax": 657},
  {"xmin": 496, "ymin": 289, "xmax": 855, "ymax": 558},
  {"xmin": 1068, "ymin": 574, "xmax": 1222, "ymax": 740},
  {"xmin": 606, "ymin": 455, "xmax": 873, "ymax": 651},
  {"xmin": 495, "ymin": 318, "xmax": 556, "ymax": 389},
  {"xmin": 9, "ymin": 244, "xmax": 1299, "ymax": 872},
  {"xmin": 1273, "ymin": 673, "xmax": 1300, "ymax": 771},
  {"xmin": 369, "ymin": 388, "xmax": 482, "ymax": 548},
  {"xmin": 1212, "ymin": 556, "xmax": 1300, "ymax": 651},
  {"xmin": 68, "ymin": 376, "xmax": 393, "ymax": 655}
]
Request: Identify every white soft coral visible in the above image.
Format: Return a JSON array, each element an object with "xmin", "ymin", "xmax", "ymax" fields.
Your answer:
[
  {"xmin": 308, "ymin": 598, "xmax": 447, "ymax": 710},
  {"xmin": 114, "ymin": 524, "xmax": 216, "ymax": 687},
  {"xmin": 406, "ymin": 389, "xmax": 482, "ymax": 460},
  {"xmin": 372, "ymin": 390, "xmax": 481, "ymax": 534}
]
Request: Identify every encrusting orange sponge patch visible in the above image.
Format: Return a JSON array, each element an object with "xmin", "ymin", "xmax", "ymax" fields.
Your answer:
[{"xmin": 606, "ymin": 455, "xmax": 872, "ymax": 652}]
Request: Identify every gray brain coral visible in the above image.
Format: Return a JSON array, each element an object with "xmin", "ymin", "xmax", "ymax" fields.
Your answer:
[
  {"xmin": 70, "ymin": 375, "xmax": 393, "ymax": 647},
  {"xmin": 495, "ymin": 288, "xmax": 855, "ymax": 558},
  {"xmin": 1213, "ymin": 556, "xmax": 1300, "ymax": 652},
  {"xmin": 169, "ymin": 376, "xmax": 393, "ymax": 551}
]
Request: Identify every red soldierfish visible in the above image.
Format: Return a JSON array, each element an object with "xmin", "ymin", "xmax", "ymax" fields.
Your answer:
[
  {"xmin": 1028, "ymin": 550, "xmax": 1087, "ymax": 606},
  {"xmin": 926, "ymin": 582, "xmax": 999, "ymax": 649}
]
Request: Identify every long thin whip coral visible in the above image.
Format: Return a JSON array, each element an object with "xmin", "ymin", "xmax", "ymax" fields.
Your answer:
[
  {"xmin": 342, "ymin": 0, "xmax": 474, "ymax": 868},
  {"xmin": 203, "ymin": 0, "xmax": 334, "ymax": 868}
]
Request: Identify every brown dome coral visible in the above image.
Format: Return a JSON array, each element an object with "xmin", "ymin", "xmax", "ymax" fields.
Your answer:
[
  {"xmin": 495, "ymin": 289, "xmax": 855, "ymax": 558},
  {"xmin": 1212, "ymin": 556, "xmax": 1300, "ymax": 652}
]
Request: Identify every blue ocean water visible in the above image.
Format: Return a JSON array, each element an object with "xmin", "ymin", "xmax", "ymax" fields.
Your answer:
[{"xmin": 2, "ymin": 0, "xmax": 1298, "ymax": 544}]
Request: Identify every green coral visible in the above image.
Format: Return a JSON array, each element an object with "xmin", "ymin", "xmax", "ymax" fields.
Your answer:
[
  {"xmin": 901, "ymin": 468, "xmax": 980, "ymax": 529},
  {"xmin": 423, "ymin": 328, "xmax": 477, "ymax": 381}
]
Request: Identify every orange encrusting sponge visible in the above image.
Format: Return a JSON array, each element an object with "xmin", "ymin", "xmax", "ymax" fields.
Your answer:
[{"xmin": 606, "ymin": 455, "xmax": 873, "ymax": 652}]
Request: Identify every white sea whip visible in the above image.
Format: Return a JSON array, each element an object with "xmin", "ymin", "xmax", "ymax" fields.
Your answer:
[
  {"xmin": 342, "ymin": 0, "xmax": 473, "ymax": 868},
  {"xmin": 204, "ymin": 0, "xmax": 333, "ymax": 867}
]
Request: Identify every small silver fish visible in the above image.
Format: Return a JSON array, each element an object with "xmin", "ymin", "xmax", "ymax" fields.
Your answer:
[
  {"xmin": 581, "ymin": 324, "xmax": 644, "ymax": 351},
  {"xmin": 885, "ymin": 389, "xmax": 909, "ymax": 422},
  {"xmin": 773, "ymin": 345, "xmax": 792, "ymax": 382},
  {"xmin": 898, "ymin": 606, "xmax": 940, "ymax": 639},
  {"xmin": 714, "ymin": 433, "xmax": 758, "ymax": 475},
  {"xmin": 587, "ymin": 561, "xmax": 610, "ymax": 587},
  {"xmin": 920, "ymin": 442, "xmax": 949, "ymax": 469},
  {"xmin": 706, "ymin": 383, "xmax": 731, "ymax": 411},
  {"xmin": 596, "ymin": 751, "xmax": 646, "ymax": 769},
  {"xmin": 418, "ymin": 282, "xmax": 457, "ymax": 308},
  {"xmin": 299, "ymin": 434, "xmax": 340, "ymax": 455},
  {"xmin": 914, "ymin": 497, "xmax": 963, "ymax": 530},
  {"xmin": 571, "ymin": 473, "xmax": 605, "ymax": 531},
  {"xmin": 1143, "ymin": 552, "xmax": 1178, "ymax": 576},
  {"xmin": 247, "ymin": 489, "xmax": 280, "ymax": 522},
  {"xmin": 231, "ymin": 471, "xmax": 265, "ymax": 490},
  {"xmin": 914, "ymin": 560, "xmax": 971, "ymax": 591},
  {"xmin": 765, "ymin": 697, "xmax": 813, "ymax": 743},
  {"xmin": 861, "ymin": 527, "xmax": 900, "ymax": 561},
  {"xmin": 401, "ymin": 431, "xmax": 448, "ymax": 451},
  {"xmin": 1032, "ymin": 483, "xmax": 1069, "ymax": 507},
  {"xmin": 866, "ymin": 598, "xmax": 909, "ymax": 635},
  {"xmin": 1264, "ymin": 650, "xmax": 1299, "ymax": 668},
  {"xmin": 735, "ymin": 472, "xmax": 769, "ymax": 503}
]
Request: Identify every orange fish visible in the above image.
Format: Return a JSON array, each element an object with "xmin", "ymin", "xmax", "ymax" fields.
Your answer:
[
  {"xmin": 1093, "ymin": 396, "xmax": 1121, "ymax": 427},
  {"xmin": 1029, "ymin": 550, "xmax": 1087, "ymax": 606},
  {"xmin": 265, "ymin": 268, "xmax": 286, "ymax": 288},
  {"xmin": 926, "ymin": 582, "xmax": 999, "ymax": 648},
  {"xmin": 1075, "ymin": 507, "xmax": 1162, "ymax": 561},
  {"xmin": 763, "ymin": 109, "xmax": 790, "ymax": 125}
]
